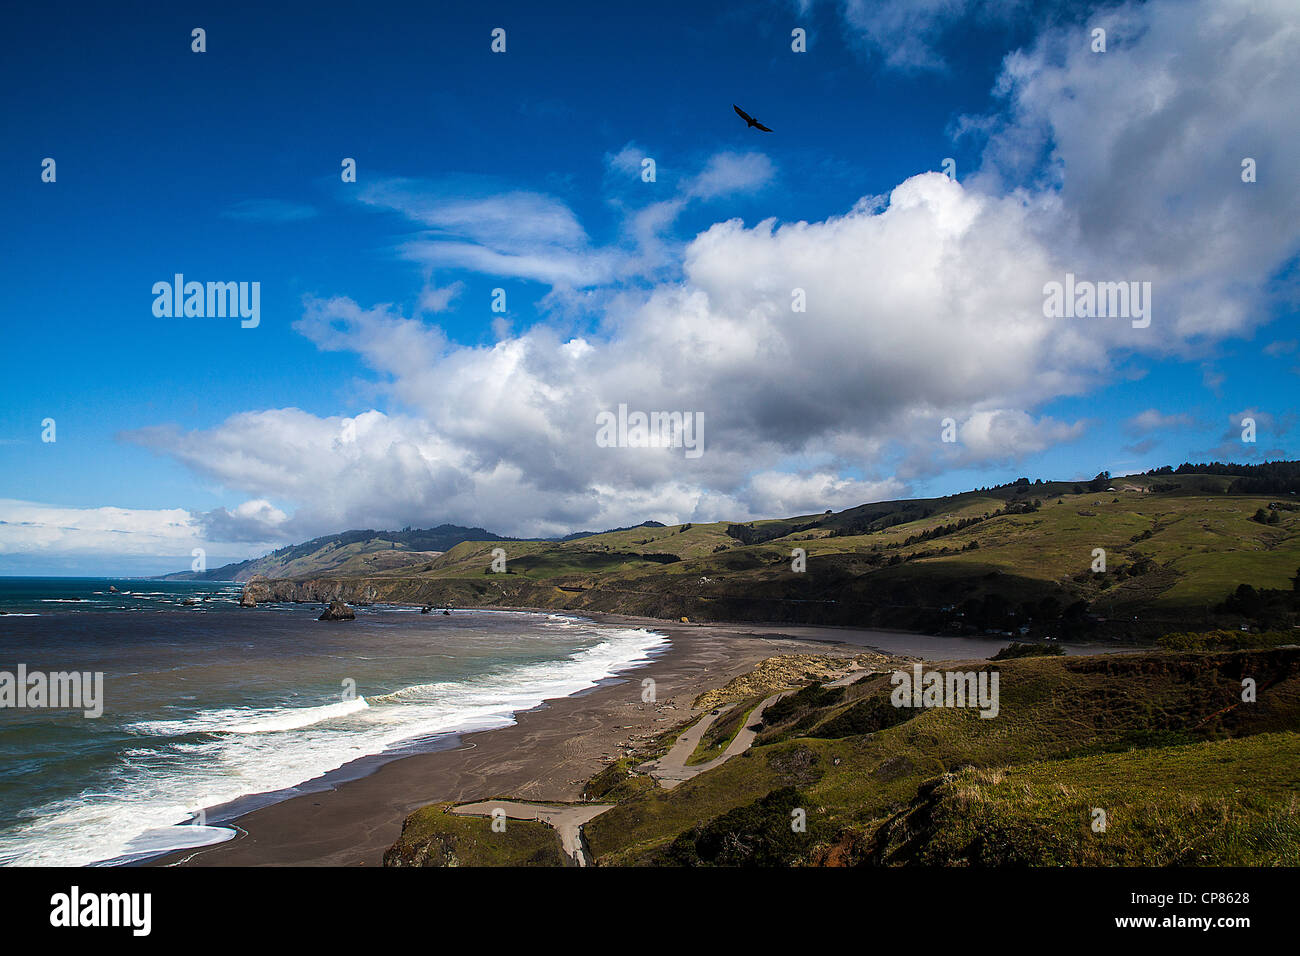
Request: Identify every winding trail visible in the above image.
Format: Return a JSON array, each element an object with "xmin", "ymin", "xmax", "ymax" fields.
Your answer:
[
  {"xmin": 450, "ymin": 800, "xmax": 613, "ymax": 867},
  {"xmin": 450, "ymin": 689, "xmax": 795, "ymax": 862},
  {"xmin": 640, "ymin": 691, "xmax": 789, "ymax": 790}
]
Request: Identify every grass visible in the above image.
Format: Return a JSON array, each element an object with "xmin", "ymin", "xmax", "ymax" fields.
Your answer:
[
  {"xmin": 581, "ymin": 647, "xmax": 1300, "ymax": 865},
  {"xmin": 381, "ymin": 803, "xmax": 568, "ymax": 867},
  {"xmin": 384, "ymin": 647, "xmax": 1300, "ymax": 867},
  {"xmin": 870, "ymin": 733, "xmax": 1300, "ymax": 865}
]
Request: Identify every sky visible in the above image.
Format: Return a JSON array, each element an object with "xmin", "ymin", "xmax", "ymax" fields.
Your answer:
[{"xmin": 1, "ymin": 0, "xmax": 1297, "ymax": 575}]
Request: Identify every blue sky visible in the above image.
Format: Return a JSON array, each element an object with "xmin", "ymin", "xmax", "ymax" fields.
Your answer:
[{"xmin": 1, "ymin": 0, "xmax": 1297, "ymax": 574}]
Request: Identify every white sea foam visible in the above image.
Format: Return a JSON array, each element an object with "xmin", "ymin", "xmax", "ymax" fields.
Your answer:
[{"xmin": 130, "ymin": 696, "xmax": 371, "ymax": 736}]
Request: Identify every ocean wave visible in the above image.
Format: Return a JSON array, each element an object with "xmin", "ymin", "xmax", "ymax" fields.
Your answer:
[
  {"xmin": 0, "ymin": 614, "xmax": 668, "ymax": 867},
  {"xmin": 129, "ymin": 696, "xmax": 371, "ymax": 736}
]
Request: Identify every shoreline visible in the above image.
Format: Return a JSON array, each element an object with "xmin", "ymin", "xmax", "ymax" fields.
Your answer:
[
  {"xmin": 144, "ymin": 607, "xmax": 1134, "ymax": 867},
  {"xmin": 144, "ymin": 611, "xmax": 907, "ymax": 867}
]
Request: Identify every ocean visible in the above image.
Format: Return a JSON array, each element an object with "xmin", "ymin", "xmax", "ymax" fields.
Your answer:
[{"xmin": 0, "ymin": 577, "xmax": 668, "ymax": 866}]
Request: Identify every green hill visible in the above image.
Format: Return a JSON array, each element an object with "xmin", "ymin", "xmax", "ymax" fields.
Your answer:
[
  {"xmin": 244, "ymin": 464, "xmax": 1300, "ymax": 640},
  {"xmin": 579, "ymin": 646, "xmax": 1300, "ymax": 866}
]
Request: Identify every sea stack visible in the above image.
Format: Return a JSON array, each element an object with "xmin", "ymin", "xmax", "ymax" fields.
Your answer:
[
  {"xmin": 319, "ymin": 600, "xmax": 356, "ymax": 621},
  {"xmin": 239, "ymin": 586, "xmax": 257, "ymax": 608}
]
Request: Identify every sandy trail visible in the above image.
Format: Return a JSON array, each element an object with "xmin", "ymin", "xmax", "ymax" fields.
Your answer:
[{"xmin": 642, "ymin": 691, "xmax": 789, "ymax": 790}]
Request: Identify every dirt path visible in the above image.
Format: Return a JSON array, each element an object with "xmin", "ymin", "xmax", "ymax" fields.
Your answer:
[
  {"xmin": 450, "ymin": 691, "xmax": 794, "ymax": 863},
  {"xmin": 641, "ymin": 691, "xmax": 788, "ymax": 790},
  {"xmin": 450, "ymin": 800, "xmax": 613, "ymax": 866}
]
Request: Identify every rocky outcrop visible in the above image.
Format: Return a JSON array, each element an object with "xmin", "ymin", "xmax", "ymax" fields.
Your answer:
[
  {"xmin": 318, "ymin": 600, "xmax": 356, "ymax": 621},
  {"xmin": 239, "ymin": 585, "xmax": 258, "ymax": 607}
]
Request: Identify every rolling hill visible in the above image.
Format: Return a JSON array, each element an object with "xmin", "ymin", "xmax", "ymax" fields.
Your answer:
[{"xmin": 236, "ymin": 462, "xmax": 1300, "ymax": 640}]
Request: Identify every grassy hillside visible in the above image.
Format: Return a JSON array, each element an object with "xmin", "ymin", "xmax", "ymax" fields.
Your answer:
[
  {"xmin": 249, "ymin": 467, "xmax": 1300, "ymax": 639},
  {"xmin": 865, "ymin": 734, "xmax": 1300, "ymax": 866},
  {"xmin": 381, "ymin": 803, "xmax": 568, "ymax": 867},
  {"xmin": 385, "ymin": 645, "xmax": 1300, "ymax": 866},
  {"xmin": 574, "ymin": 646, "xmax": 1300, "ymax": 866}
]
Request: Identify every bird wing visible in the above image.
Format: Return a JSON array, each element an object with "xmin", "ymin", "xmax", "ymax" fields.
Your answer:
[
  {"xmin": 754, "ymin": 120, "xmax": 773, "ymax": 132},
  {"xmin": 733, "ymin": 104, "xmax": 753, "ymax": 123}
]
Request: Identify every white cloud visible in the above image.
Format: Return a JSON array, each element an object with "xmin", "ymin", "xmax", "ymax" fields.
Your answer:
[
  {"xmin": 0, "ymin": 499, "xmax": 276, "ymax": 574},
  {"xmin": 1125, "ymin": 408, "xmax": 1194, "ymax": 435},
  {"xmin": 684, "ymin": 152, "xmax": 775, "ymax": 200},
  {"xmin": 416, "ymin": 281, "xmax": 464, "ymax": 314},
  {"xmin": 955, "ymin": 409, "xmax": 1086, "ymax": 461},
  {"xmin": 200, "ymin": 499, "xmax": 290, "ymax": 542},
  {"xmin": 971, "ymin": 0, "xmax": 1300, "ymax": 341},
  {"xmin": 745, "ymin": 472, "xmax": 905, "ymax": 517},
  {"xmin": 96, "ymin": 0, "xmax": 1300, "ymax": 549},
  {"xmin": 0, "ymin": 500, "xmax": 203, "ymax": 557},
  {"xmin": 124, "ymin": 172, "xmax": 1095, "ymax": 537},
  {"xmin": 359, "ymin": 178, "xmax": 616, "ymax": 288}
]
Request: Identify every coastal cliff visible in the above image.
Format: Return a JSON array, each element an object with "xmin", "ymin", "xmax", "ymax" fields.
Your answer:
[{"xmin": 239, "ymin": 574, "xmax": 703, "ymax": 619}]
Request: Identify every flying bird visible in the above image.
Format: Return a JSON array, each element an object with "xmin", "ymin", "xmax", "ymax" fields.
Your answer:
[{"xmin": 733, "ymin": 104, "xmax": 772, "ymax": 132}]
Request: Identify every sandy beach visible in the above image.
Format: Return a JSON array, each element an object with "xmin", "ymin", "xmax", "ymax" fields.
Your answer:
[{"xmin": 150, "ymin": 612, "xmax": 934, "ymax": 867}]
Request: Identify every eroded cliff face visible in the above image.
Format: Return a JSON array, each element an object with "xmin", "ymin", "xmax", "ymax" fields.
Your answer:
[{"xmin": 236, "ymin": 575, "xmax": 632, "ymax": 615}]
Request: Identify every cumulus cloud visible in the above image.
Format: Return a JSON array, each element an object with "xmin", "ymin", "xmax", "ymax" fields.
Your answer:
[
  {"xmin": 199, "ymin": 499, "xmax": 290, "ymax": 543},
  {"xmin": 124, "ymin": 172, "xmax": 1096, "ymax": 537},
  {"xmin": 106, "ymin": 0, "xmax": 1300, "ymax": 546},
  {"xmin": 970, "ymin": 0, "xmax": 1300, "ymax": 341}
]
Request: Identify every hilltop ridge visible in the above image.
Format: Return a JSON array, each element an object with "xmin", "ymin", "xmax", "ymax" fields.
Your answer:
[{"xmin": 226, "ymin": 462, "xmax": 1300, "ymax": 641}]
